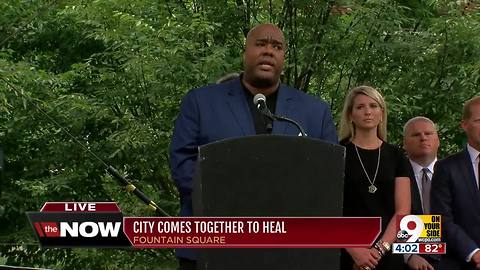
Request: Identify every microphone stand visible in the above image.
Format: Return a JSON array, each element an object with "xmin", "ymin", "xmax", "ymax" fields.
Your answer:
[
  {"xmin": 260, "ymin": 110, "xmax": 308, "ymax": 137},
  {"xmin": 270, "ymin": 114, "xmax": 308, "ymax": 137}
]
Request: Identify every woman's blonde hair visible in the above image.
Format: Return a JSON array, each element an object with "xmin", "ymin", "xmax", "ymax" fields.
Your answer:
[{"xmin": 339, "ymin": 85, "xmax": 388, "ymax": 142}]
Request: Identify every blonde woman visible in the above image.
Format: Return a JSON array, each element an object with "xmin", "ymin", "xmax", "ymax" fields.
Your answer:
[{"xmin": 339, "ymin": 86, "xmax": 411, "ymax": 270}]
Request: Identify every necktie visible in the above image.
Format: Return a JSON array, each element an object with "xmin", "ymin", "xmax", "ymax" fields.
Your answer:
[{"xmin": 421, "ymin": 168, "xmax": 431, "ymax": 214}]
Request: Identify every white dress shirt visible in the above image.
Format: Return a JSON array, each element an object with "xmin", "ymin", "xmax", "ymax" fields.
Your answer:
[
  {"xmin": 409, "ymin": 159, "xmax": 436, "ymax": 213},
  {"xmin": 404, "ymin": 159, "xmax": 436, "ymax": 264},
  {"xmin": 466, "ymin": 144, "xmax": 480, "ymax": 189}
]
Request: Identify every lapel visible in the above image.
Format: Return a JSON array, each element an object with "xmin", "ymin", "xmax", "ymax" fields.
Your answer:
[
  {"xmin": 457, "ymin": 148, "xmax": 480, "ymax": 203},
  {"xmin": 272, "ymin": 85, "xmax": 294, "ymax": 135},
  {"xmin": 226, "ymin": 79, "xmax": 255, "ymax": 136},
  {"xmin": 408, "ymin": 163, "xmax": 424, "ymax": 215}
]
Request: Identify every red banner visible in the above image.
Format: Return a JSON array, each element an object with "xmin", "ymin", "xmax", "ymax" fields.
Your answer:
[{"xmin": 123, "ymin": 217, "xmax": 381, "ymax": 248}]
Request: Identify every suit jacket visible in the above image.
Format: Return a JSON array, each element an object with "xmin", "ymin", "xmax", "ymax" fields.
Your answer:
[
  {"xmin": 431, "ymin": 148, "xmax": 480, "ymax": 270},
  {"xmin": 169, "ymin": 78, "xmax": 337, "ymax": 259},
  {"xmin": 409, "ymin": 159, "xmax": 437, "ymax": 215},
  {"xmin": 407, "ymin": 161, "xmax": 440, "ymax": 269},
  {"xmin": 408, "ymin": 163, "xmax": 424, "ymax": 216}
]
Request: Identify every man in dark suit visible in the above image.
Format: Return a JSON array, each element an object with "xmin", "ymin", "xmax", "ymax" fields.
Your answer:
[
  {"xmin": 403, "ymin": 116, "xmax": 440, "ymax": 270},
  {"xmin": 169, "ymin": 23, "xmax": 337, "ymax": 268},
  {"xmin": 431, "ymin": 96, "xmax": 480, "ymax": 270}
]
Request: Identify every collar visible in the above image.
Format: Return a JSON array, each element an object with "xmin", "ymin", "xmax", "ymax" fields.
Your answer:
[
  {"xmin": 467, "ymin": 144, "xmax": 480, "ymax": 162},
  {"xmin": 239, "ymin": 73, "xmax": 280, "ymax": 97},
  {"xmin": 409, "ymin": 158, "xmax": 437, "ymax": 174}
]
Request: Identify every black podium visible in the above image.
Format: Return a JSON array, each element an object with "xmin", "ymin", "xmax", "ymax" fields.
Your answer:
[{"xmin": 192, "ymin": 135, "xmax": 345, "ymax": 270}]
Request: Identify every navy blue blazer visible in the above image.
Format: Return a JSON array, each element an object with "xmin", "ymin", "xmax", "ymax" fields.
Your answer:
[
  {"xmin": 169, "ymin": 78, "xmax": 337, "ymax": 260},
  {"xmin": 170, "ymin": 78, "xmax": 338, "ymax": 217},
  {"xmin": 431, "ymin": 149, "xmax": 480, "ymax": 269}
]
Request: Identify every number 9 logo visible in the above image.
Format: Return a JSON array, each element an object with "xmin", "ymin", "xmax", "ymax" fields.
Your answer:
[{"xmin": 398, "ymin": 215, "xmax": 423, "ymax": 242}]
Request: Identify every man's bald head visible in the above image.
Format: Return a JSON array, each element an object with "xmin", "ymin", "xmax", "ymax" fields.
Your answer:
[
  {"xmin": 403, "ymin": 116, "xmax": 439, "ymax": 166},
  {"xmin": 242, "ymin": 24, "xmax": 285, "ymax": 94},
  {"xmin": 246, "ymin": 24, "xmax": 285, "ymax": 45}
]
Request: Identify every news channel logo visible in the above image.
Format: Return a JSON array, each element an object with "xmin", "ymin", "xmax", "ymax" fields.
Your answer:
[
  {"xmin": 27, "ymin": 202, "xmax": 131, "ymax": 248},
  {"xmin": 396, "ymin": 215, "xmax": 441, "ymax": 243}
]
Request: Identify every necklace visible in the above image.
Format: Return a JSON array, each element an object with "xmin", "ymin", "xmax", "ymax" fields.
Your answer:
[{"xmin": 354, "ymin": 144, "xmax": 381, "ymax": 194}]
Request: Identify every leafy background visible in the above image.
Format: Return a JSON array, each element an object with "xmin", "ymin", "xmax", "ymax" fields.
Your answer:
[{"xmin": 0, "ymin": 0, "xmax": 479, "ymax": 269}]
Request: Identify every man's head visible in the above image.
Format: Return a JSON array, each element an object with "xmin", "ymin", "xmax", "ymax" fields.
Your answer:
[
  {"xmin": 461, "ymin": 96, "xmax": 480, "ymax": 151},
  {"xmin": 242, "ymin": 24, "xmax": 285, "ymax": 93},
  {"xmin": 403, "ymin": 116, "xmax": 439, "ymax": 166}
]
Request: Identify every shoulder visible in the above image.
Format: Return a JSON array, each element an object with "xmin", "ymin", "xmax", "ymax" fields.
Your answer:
[
  {"xmin": 381, "ymin": 142, "xmax": 409, "ymax": 162},
  {"xmin": 184, "ymin": 79, "xmax": 240, "ymax": 101},
  {"xmin": 381, "ymin": 142, "xmax": 404, "ymax": 154},
  {"xmin": 340, "ymin": 138, "xmax": 352, "ymax": 147},
  {"xmin": 381, "ymin": 142, "xmax": 410, "ymax": 176},
  {"xmin": 281, "ymin": 84, "xmax": 330, "ymax": 109},
  {"xmin": 189, "ymin": 79, "xmax": 238, "ymax": 95},
  {"xmin": 436, "ymin": 150, "xmax": 466, "ymax": 167},
  {"xmin": 433, "ymin": 151, "xmax": 466, "ymax": 180}
]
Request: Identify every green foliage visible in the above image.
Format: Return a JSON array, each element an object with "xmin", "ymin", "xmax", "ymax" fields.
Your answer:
[{"xmin": 1, "ymin": 0, "xmax": 479, "ymax": 268}]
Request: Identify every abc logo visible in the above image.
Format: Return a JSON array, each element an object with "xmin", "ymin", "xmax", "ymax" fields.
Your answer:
[
  {"xmin": 396, "ymin": 230, "xmax": 410, "ymax": 241},
  {"xmin": 398, "ymin": 215, "xmax": 424, "ymax": 242}
]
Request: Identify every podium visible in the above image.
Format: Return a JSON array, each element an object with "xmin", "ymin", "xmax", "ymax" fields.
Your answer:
[{"xmin": 192, "ymin": 135, "xmax": 345, "ymax": 269}]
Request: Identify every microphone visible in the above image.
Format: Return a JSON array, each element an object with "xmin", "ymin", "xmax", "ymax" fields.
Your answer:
[
  {"xmin": 253, "ymin": 93, "xmax": 274, "ymax": 132},
  {"xmin": 253, "ymin": 94, "xmax": 271, "ymax": 116},
  {"xmin": 252, "ymin": 93, "xmax": 308, "ymax": 137}
]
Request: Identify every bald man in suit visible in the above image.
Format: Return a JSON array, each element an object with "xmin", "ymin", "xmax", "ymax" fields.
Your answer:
[
  {"xmin": 169, "ymin": 23, "xmax": 337, "ymax": 269},
  {"xmin": 403, "ymin": 116, "xmax": 440, "ymax": 270}
]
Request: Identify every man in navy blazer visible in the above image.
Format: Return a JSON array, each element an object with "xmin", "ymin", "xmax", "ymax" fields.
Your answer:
[
  {"xmin": 169, "ymin": 24, "xmax": 337, "ymax": 266},
  {"xmin": 431, "ymin": 96, "xmax": 480, "ymax": 270},
  {"xmin": 403, "ymin": 116, "xmax": 440, "ymax": 270}
]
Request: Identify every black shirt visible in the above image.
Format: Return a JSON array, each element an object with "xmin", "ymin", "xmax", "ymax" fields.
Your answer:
[
  {"xmin": 340, "ymin": 140, "xmax": 411, "ymax": 270},
  {"xmin": 240, "ymin": 77, "xmax": 278, "ymax": 134},
  {"xmin": 341, "ymin": 141, "xmax": 410, "ymax": 225}
]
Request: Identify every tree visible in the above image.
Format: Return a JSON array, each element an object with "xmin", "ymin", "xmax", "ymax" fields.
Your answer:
[{"xmin": 0, "ymin": 0, "xmax": 479, "ymax": 268}]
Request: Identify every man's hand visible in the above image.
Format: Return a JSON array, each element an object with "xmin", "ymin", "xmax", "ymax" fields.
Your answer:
[{"xmin": 407, "ymin": 254, "xmax": 434, "ymax": 270}]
